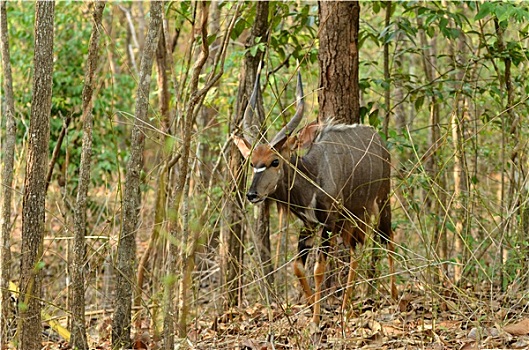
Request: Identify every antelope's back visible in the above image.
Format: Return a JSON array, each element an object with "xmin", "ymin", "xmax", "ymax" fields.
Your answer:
[{"xmin": 305, "ymin": 123, "xmax": 390, "ymax": 213}]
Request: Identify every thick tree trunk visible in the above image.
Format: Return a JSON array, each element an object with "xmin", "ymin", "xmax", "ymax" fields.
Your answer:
[
  {"xmin": 70, "ymin": 2, "xmax": 105, "ymax": 349},
  {"xmin": 0, "ymin": 1, "xmax": 16, "ymax": 347},
  {"xmin": 318, "ymin": 1, "xmax": 360, "ymax": 124},
  {"xmin": 18, "ymin": 1, "xmax": 55, "ymax": 348},
  {"xmin": 316, "ymin": 0, "xmax": 361, "ymax": 299},
  {"xmin": 112, "ymin": 2, "xmax": 162, "ymax": 349},
  {"xmin": 242, "ymin": 0, "xmax": 273, "ymax": 289},
  {"xmin": 222, "ymin": 151, "xmax": 246, "ymax": 307}
]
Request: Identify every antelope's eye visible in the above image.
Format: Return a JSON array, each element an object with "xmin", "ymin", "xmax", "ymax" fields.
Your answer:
[{"xmin": 271, "ymin": 159, "xmax": 280, "ymax": 167}]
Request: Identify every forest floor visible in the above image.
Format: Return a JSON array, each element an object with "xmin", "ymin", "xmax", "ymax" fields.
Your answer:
[
  {"xmin": 183, "ymin": 285, "xmax": 529, "ymax": 350},
  {"xmin": 15, "ymin": 250, "xmax": 529, "ymax": 350},
  {"xmin": 28, "ymin": 234, "xmax": 529, "ymax": 349},
  {"xmin": 10, "ymin": 188, "xmax": 529, "ymax": 349},
  {"xmin": 37, "ymin": 285, "xmax": 529, "ymax": 350}
]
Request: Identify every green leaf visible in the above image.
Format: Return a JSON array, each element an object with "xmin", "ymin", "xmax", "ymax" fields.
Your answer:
[
  {"xmin": 414, "ymin": 95, "xmax": 425, "ymax": 111},
  {"xmin": 373, "ymin": 1, "xmax": 380, "ymax": 14},
  {"xmin": 475, "ymin": 2, "xmax": 493, "ymax": 21}
]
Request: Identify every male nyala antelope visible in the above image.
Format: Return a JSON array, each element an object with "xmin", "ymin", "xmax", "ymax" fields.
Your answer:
[{"xmin": 233, "ymin": 71, "xmax": 397, "ymax": 325}]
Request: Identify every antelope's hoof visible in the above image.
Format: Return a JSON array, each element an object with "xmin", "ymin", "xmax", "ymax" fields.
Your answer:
[
  {"xmin": 300, "ymin": 292, "xmax": 315, "ymax": 306},
  {"xmin": 309, "ymin": 320, "xmax": 321, "ymax": 332}
]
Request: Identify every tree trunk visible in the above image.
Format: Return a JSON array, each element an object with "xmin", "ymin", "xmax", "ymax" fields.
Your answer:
[
  {"xmin": 222, "ymin": 1, "xmax": 270, "ymax": 309},
  {"xmin": 449, "ymin": 27, "xmax": 470, "ymax": 284},
  {"xmin": 174, "ymin": 2, "xmax": 212, "ymax": 337},
  {"xmin": 69, "ymin": 2, "xmax": 105, "ymax": 349},
  {"xmin": 18, "ymin": 1, "xmax": 54, "ymax": 348},
  {"xmin": 416, "ymin": 14, "xmax": 446, "ymax": 283},
  {"xmin": 494, "ymin": 18, "xmax": 519, "ymax": 290},
  {"xmin": 112, "ymin": 2, "xmax": 162, "ymax": 349},
  {"xmin": 318, "ymin": 1, "xmax": 360, "ymax": 124},
  {"xmin": 383, "ymin": 2, "xmax": 392, "ymax": 138},
  {"xmin": 316, "ymin": 0, "xmax": 361, "ymax": 297},
  {"xmin": 0, "ymin": 1, "xmax": 16, "ymax": 347},
  {"xmin": 241, "ymin": 0, "xmax": 273, "ymax": 289},
  {"xmin": 134, "ymin": 11, "xmax": 171, "ymax": 335},
  {"xmin": 221, "ymin": 151, "xmax": 246, "ymax": 307}
]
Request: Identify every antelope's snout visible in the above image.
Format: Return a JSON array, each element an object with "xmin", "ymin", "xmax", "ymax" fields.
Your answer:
[{"xmin": 246, "ymin": 190, "xmax": 263, "ymax": 203}]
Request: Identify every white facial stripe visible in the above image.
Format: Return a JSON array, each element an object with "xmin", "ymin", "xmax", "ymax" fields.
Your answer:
[{"xmin": 253, "ymin": 167, "xmax": 266, "ymax": 173}]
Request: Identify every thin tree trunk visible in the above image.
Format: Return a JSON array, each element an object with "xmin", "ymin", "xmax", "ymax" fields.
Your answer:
[
  {"xmin": 450, "ymin": 29, "xmax": 469, "ymax": 284},
  {"xmin": 134, "ymin": 20, "xmax": 171, "ymax": 334},
  {"xmin": 240, "ymin": 0, "xmax": 273, "ymax": 289},
  {"xmin": 318, "ymin": 1, "xmax": 360, "ymax": 124},
  {"xmin": 417, "ymin": 14, "xmax": 446, "ymax": 282},
  {"xmin": 383, "ymin": 1, "xmax": 391, "ymax": 138},
  {"xmin": 196, "ymin": 0, "xmax": 220, "ymax": 193},
  {"xmin": 175, "ymin": 2, "xmax": 210, "ymax": 337},
  {"xmin": 112, "ymin": 2, "xmax": 162, "ymax": 348},
  {"xmin": 162, "ymin": 2, "xmax": 237, "ymax": 344},
  {"xmin": 0, "ymin": 1, "xmax": 16, "ymax": 347},
  {"xmin": 221, "ymin": 0, "xmax": 270, "ymax": 310},
  {"xmin": 495, "ymin": 18, "xmax": 518, "ymax": 291},
  {"xmin": 18, "ymin": 1, "xmax": 55, "ymax": 348},
  {"xmin": 70, "ymin": 3, "xmax": 105, "ymax": 349},
  {"xmin": 451, "ymin": 111, "xmax": 468, "ymax": 283}
]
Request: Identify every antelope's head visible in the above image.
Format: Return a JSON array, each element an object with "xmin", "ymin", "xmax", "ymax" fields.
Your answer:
[{"xmin": 233, "ymin": 71, "xmax": 306, "ymax": 203}]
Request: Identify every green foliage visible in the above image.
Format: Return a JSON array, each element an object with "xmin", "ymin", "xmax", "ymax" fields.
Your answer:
[{"xmin": 7, "ymin": 2, "xmax": 133, "ymax": 190}]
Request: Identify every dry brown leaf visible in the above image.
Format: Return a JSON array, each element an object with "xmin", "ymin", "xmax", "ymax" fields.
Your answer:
[
  {"xmin": 382, "ymin": 324, "xmax": 405, "ymax": 336},
  {"xmin": 438, "ymin": 319, "xmax": 462, "ymax": 330},
  {"xmin": 511, "ymin": 337, "xmax": 529, "ymax": 349},
  {"xmin": 468, "ymin": 326, "xmax": 500, "ymax": 340},
  {"xmin": 398, "ymin": 293, "xmax": 414, "ymax": 312},
  {"xmin": 459, "ymin": 341, "xmax": 478, "ymax": 350},
  {"xmin": 504, "ymin": 318, "xmax": 529, "ymax": 336},
  {"xmin": 240, "ymin": 338, "xmax": 257, "ymax": 349}
]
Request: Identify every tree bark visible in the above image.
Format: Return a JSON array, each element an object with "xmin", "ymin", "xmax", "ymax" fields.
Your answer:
[
  {"xmin": 174, "ymin": 2, "xmax": 211, "ymax": 337},
  {"xmin": 18, "ymin": 1, "xmax": 55, "ymax": 348},
  {"xmin": 316, "ymin": 0, "xmax": 361, "ymax": 297},
  {"xmin": 241, "ymin": 0, "xmax": 273, "ymax": 289},
  {"xmin": 383, "ymin": 2, "xmax": 392, "ymax": 138},
  {"xmin": 416, "ymin": 14, "xmax": 446, "ymax": 283},
  {"xmin": 112, "ymin": 2, "xmax": 162, "ymax": 349},
  {"xmin": 222, "ymin": 0, "xmax": 270, "ymax": 309},
  {"xmin": 134, "ymin": 9, "xmax": 171, "ymax": 335},
  {"xmin": 70, "ymin": 2, "xmax": 105, "ymax": 349},
  {"xmin": 318, "ymin": 1, "xmax": 360, "ymax": 124},
  {"xmin": 0, "ymin": 1, "xmax": 16, "ymax": 347},
  {"xmin": 494, "ymin": 18, "xmax": 519, "ymax": 290}
]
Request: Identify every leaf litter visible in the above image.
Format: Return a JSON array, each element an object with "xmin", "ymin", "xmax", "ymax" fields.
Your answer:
[{"xmin": 177, "ymin": 283, "xmax": 529, "ymax": 350}]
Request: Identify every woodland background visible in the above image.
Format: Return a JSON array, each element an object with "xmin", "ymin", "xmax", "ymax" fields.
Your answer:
[{"xmin": 1, "ymin": 1, "xmax": 529, "ymax": 349}]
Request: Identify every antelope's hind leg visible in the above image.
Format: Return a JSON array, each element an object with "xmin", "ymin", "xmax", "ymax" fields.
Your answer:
[
  {"xmin": 341, "ymin": 221, "xmax": 364, "ymax": 314},
  {"xmin": 378, "ymin": 200, "xmax": 397, "ymax": 300},
  {"xmin": 312, "ymin": 228, "xmax": 332, "ymax": 325}
]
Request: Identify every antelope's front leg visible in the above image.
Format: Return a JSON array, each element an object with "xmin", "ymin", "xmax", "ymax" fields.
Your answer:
[
  {"xmin": 312, "ymin": 229, "xmax": 331, "ymax": 325},
  {"xmin": 293, "ymin": 227, "xmax": 314, "ymax": 304}
]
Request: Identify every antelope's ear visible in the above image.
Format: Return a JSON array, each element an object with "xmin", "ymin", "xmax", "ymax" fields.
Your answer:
[
  {"xmin": 284, "ymin": 135, "xmax": 298, "ymax": 151},
  {"xmin": 273, "ymin": 135, "xmax": 298, "ymax": 153},
  {"xmin": 232, "ymin": 134, "xmax": 252, "ymax": 159},
  {"xmin": 297, "ymin": 121, "xmax": 320, "ymax": 150}
]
